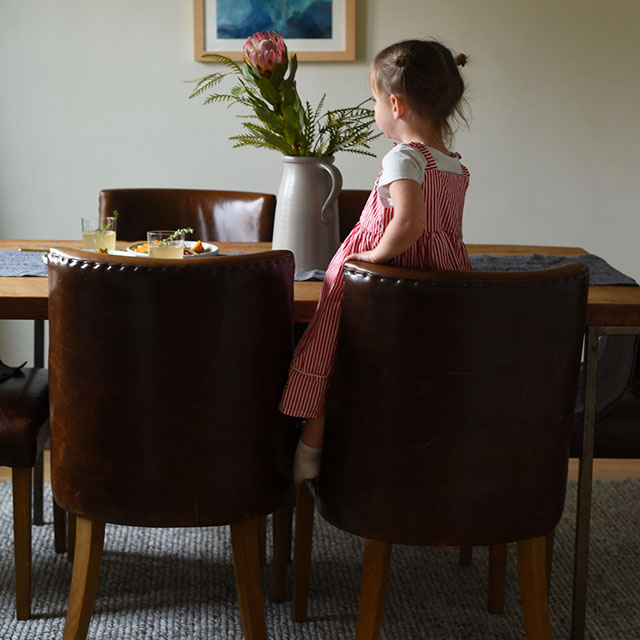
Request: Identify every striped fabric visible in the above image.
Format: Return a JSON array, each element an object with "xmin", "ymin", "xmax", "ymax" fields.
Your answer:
[{"xmin": 279, "ymin": 142, "xmax": 471, "ymax": 418}]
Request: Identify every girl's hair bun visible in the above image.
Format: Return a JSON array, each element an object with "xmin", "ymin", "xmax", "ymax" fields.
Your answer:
[
  {"xmin": 455, "ymin": 53, "xmax": 468, "ymax": 67},
  {"xmin": 393, "ymin": 53, "xmax": 408, "ymax": 67}
]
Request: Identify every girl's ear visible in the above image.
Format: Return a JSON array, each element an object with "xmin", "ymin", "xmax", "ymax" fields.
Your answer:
[{"xmin": 389, "ymin": 94, "xmax": 406, "ymax": 119}]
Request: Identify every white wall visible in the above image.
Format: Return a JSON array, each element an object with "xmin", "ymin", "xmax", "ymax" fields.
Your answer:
[{"xmin": 1, "ymin": 0, "xmax": 639, "ymax": 363}]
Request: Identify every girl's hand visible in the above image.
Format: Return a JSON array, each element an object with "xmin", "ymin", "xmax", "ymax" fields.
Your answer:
[{"xmin": 346, "ymin": 250, "xmax": 378, "ymax": 263}]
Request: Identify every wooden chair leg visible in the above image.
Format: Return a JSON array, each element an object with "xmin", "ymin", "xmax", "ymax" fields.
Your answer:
[
  {"xmin": 63, "ymin": 516, "xmax": 105, "ymax": 640},
  {"xmin": 230, "ymin": 518, "xmax": 268, "ymax": 640},
  {"xmin": 53, "ymin": 500, "xmax": 67, "ymax": 553},
  {"xmin": 292, "ymin": 482, "xmax": 315, "ymax": 622},
  {"xmin": 516, "ymin": 535, "xmax": 551, "ymax": 640},
  {"xmin": 12, "ymin": 467, "xmax": 32, "ymax": 620},
  {"xmin": 67, "ymin": 513, "xmax": 77, "ymax": 563},
  {"xmin": 459, "ymin": 545, "xmax": 473, "ymax": 566},
  {"xmin": 258, "ymin": 515, "xmax": 267, "ymax": 567},
  {"xmin": 272, "ymin": 500, "xmax": 294, "ymax": 603},
  {"xmin": 488, "ymin": 543, "xmax": 508, "ymax": 614},
  {"xmin": 33, "ymin": 452, "xmax": 44, "ymax": 525},
  {"xmin": 488, "ymin": 531, "xmax": 555, "ymax": 616},
  {"xmin": 355, "ymin": 538, "xmax": 392, "ymax": 640},
  {"xmin": 545, "ymin": 530, "xmax": 555, "ymax": 594}
]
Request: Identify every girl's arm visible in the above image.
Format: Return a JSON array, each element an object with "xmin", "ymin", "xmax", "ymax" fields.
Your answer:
[{"xmin": 349, "ymin": 179, "xmax": 425, "ymax": 263}]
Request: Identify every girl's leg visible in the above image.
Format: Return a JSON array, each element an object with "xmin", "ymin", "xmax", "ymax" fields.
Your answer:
[
  {"xmin": 293, "ymin": 415, "xmax": 325, "ymax": 483},
  {"xmin": 300, "ymin": 415, "xmax": 325, "ymax": 448}
]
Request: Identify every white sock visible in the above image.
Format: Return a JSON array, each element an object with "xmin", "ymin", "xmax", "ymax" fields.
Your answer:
[{"xmin": 293, "ymin": 440, "xmax": 322, "ymax": 483}]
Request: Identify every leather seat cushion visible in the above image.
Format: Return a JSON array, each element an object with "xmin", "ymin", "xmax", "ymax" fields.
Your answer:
[{"xmin": 0, "ymin": 368, "xmax": 49, "ymax": 468}]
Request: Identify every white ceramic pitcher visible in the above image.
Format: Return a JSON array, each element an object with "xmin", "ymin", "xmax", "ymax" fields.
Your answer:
[{"xmin": 272, "ymin": 156, "xmax": 343, "ymax": 271}]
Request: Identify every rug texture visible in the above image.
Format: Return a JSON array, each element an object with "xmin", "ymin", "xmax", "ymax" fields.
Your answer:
[{"xmin": 1, "ymin": 479, "xmax": 639, "ymax": 639}]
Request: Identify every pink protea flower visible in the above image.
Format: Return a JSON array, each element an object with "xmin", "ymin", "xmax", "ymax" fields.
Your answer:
[{"xmin": 243, "ymin": 31, "xmax": 288, "ymax": 77}]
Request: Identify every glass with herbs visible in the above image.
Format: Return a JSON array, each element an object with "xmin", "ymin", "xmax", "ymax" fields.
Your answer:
[
  {"xmin": 147, "ymin": 228, "xmax": 192, "ymax": 259},
  {"xmin": 81, "ymin": 213, "xmax": 118, "ymax": 251}
]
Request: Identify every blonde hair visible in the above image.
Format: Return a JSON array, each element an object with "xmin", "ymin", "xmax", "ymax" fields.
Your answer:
[{"xmin": 371, "ymin": 40, "xmax": 469, "ymax": 144}]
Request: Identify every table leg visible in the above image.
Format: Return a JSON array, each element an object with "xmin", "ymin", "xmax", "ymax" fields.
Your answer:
[
  {"xmin": 34, "ymin": 319, "xmax": 44, "ymax": 367},
  {"xmin": 33, "ymin": 319, "xmax": 46, "ymax": 525},
  {"xmin": 33, "ymin": 452, "xmax": 44, "ymax": 525},
  {"xmin": 571, "ymin": 326, "xmax": 598, "ymax": 640}
]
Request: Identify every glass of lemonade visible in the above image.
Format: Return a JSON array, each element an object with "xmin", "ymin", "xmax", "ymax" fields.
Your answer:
[
  {"xmin": 147, "ymin": 230, "xmax": 185, "ymax": 259},
  {"xmin": 81, "ymin": 217, "xmax": 117, "ymax": 251}
]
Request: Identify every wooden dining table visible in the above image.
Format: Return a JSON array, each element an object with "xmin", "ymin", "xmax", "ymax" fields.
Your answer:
[
  {"xmin": 1, "ymin": 238, "xmax": 639, "ymax": 639},
  {"xmin": 1, "ymin": 239, "xmax": 639, "ymax": 325}
]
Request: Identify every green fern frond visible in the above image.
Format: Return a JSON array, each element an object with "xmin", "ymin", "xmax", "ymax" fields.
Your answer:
[
  {"xmin": 188, "ymin": 73, "xmax": 230, "ymax": 99},
  {"xmin": 201, "ymin": 53, "xmax": 243, "ymax": 74},
  {"xmin": 202, "ymin": 93, "xmax": 238, "ymax": 106}
]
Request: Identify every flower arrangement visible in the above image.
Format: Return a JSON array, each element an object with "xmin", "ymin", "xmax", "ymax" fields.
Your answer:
[{"xmin": 189, "ymin": 32, "xmax": 381, "ymax": 158}]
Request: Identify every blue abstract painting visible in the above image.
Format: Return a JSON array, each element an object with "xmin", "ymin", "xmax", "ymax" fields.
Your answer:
[{"xmin": 217, "ymin": 0, "xmax": 332, "ymax": 39}]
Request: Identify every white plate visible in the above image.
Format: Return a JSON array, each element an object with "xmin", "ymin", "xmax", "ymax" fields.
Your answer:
[{"xmin": 126, "ymin": 240, "xmax": 219, "ymax": 258}]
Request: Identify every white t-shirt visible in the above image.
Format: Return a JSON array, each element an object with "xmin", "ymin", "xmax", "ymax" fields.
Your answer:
[{"xmin": 377, "ymin": 143, "xmax": 462, "ymax": 207}]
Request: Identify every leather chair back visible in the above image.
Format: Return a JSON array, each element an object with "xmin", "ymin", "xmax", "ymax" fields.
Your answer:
[
  {"xmin": 318, "ymin": 262, "xmax": 588, "ymax": 547},
  {"xmin": 338, "ymin": 189, "xmax": 370, "ymax": 241},
  {"xmin": 48, "ymin": 248, "xmax": 295, "ymax": 527},
  {"xmin": 99, "ymin": 188, "xmax": 276, "ymax": 242}
]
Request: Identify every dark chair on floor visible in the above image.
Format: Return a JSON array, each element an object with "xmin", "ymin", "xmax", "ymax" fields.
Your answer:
[
  {"xmin": 292, "ymin": 261, "xmax": 588, "ymax": 640},
  {"xmin": 99, "ymin": 188, "xmax": 276, "ymax": 242},
  {"xmin": 48, "ymin": 247, "xmax": 296, "ymax": 640},
  {"xmin": 0, "ymin": 366, "xmax": 65, "ymax": 619},
  {"xmin": 481, "ymin": 334, "xmax": 640, "ymax": 614},
  {"xmin": 571, "ymin": 334, "xmax": 640, "ymax": 458},
  {"xmin": 338, "ymin": 189, "xmax": 370, "ymax": 241}
]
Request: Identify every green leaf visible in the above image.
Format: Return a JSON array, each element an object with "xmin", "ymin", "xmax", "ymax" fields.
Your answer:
[
  {"xmin": 270, "ymin": 62, "xmax": 287, "ymax": 88},
  {"xmin": 287, "ymin": 54, "xmax": 298, "ymax": 82},
  {"xmin": 281, "ymin": 83, "xmax": 297, "ymax": 109},
  {"xmin": 236, "ymin": 123, "xmax": 297, "ymax": 155},
  {"xmin": 283, "ymin": 105, "xmax": 302, "ymax": 146},
  {"xmin": 242, "ymin": 62, "xmax": 261, "ymax": 84},
  {"xmin": 257, "ymin": 76, "xmax": 281, "ymax": 106},
  {"xmin": 254, "ymin": 105, "xmax": 286, "ymax": 134}
]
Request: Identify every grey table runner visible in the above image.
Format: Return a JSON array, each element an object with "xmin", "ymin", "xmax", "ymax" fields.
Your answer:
[
  {"xmin": 470, "ymin": 253, "xmax": 637, "ymax": 285},
  {"xmin": 1, "ymin": 249, "xmax": 636, "ymax": 286},
  {"xmin": 0, "ymin": 250, "xmax": 48, "ymax": 277},
  {"xmin": 0, "ymin": 249, "xmax": 243, "ymax": 277},
  {"xmin": 296, "ymin": 253, "xmax": 638, "ymax": 285}
]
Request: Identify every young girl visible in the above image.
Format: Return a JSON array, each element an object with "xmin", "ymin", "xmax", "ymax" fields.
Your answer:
[{"xmin": 280, "ymin": 39, "xmax": 472, "ymax": 482}]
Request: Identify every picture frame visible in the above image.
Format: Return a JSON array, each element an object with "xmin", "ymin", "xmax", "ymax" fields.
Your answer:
[{"xmin": 193, "ymin": 0, "xmax": 355, "ymax": 62}]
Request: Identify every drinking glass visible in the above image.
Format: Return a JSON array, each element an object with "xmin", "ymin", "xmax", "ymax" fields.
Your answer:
[
  {"xmin": 147, "ymin": 230, "xmax": 185, "ymax": 259},
  {"xmin": 81, "ymin": 217, "xmax": 117, "ymax": 251}
]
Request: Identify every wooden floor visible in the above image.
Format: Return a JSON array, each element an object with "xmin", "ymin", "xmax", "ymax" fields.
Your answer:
[{"xmin": 1, "ymin": 452, "xmax": 640, "ymax": 483}]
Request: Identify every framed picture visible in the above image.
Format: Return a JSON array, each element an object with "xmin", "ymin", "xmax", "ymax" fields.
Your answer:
[{"xmin": 193, "ymin": 0, "xmax": 355, "ymax": 62}]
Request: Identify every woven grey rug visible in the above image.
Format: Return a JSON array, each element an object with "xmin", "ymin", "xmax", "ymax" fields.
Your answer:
[{"xmin": 1, "ymin": 480, "xmax": 639, "ymax": 639}]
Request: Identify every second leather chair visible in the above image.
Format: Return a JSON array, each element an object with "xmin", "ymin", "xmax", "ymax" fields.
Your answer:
[
  {"xmin": 99, "ymin": 188, "xmax": 276, "ymax": 242},
  {"xmin": 48, "ymin": 248, "xmax": 296, "ymax": 640}
]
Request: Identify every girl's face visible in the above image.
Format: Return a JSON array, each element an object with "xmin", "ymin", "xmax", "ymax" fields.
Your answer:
[{"xmin": 372, "ymin": 87, "xmax": 398, "ymax": 139}]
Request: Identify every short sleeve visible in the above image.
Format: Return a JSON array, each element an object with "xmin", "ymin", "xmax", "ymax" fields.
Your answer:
[{"xmin": 377, "ymin": 144, "xmax": 427, "ymax": 206}]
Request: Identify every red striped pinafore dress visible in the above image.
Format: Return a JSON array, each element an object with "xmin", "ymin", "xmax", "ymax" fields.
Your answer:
[{"xmin": 279, "ymin": 142, "xmax": 472, "ymax": 419}]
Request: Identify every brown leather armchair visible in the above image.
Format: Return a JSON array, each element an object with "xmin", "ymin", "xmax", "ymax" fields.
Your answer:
[
  {"xmin": 99, "ymin": 188, "xmax": 276, "ymax": 242},
  {"xmin": 0, "ymin": 366, "xmax": 65, "ymax": 619},
  {"xmin": 48, "ymin": 248, "xmax": 296, "ymax": 640},
  {"xmin": 292, "ymin": 261, "xmax": 588, "ymax": 640},
  {"xmin": 337, "ymin": 189, "xmax": 370, "ymax": 241}
]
